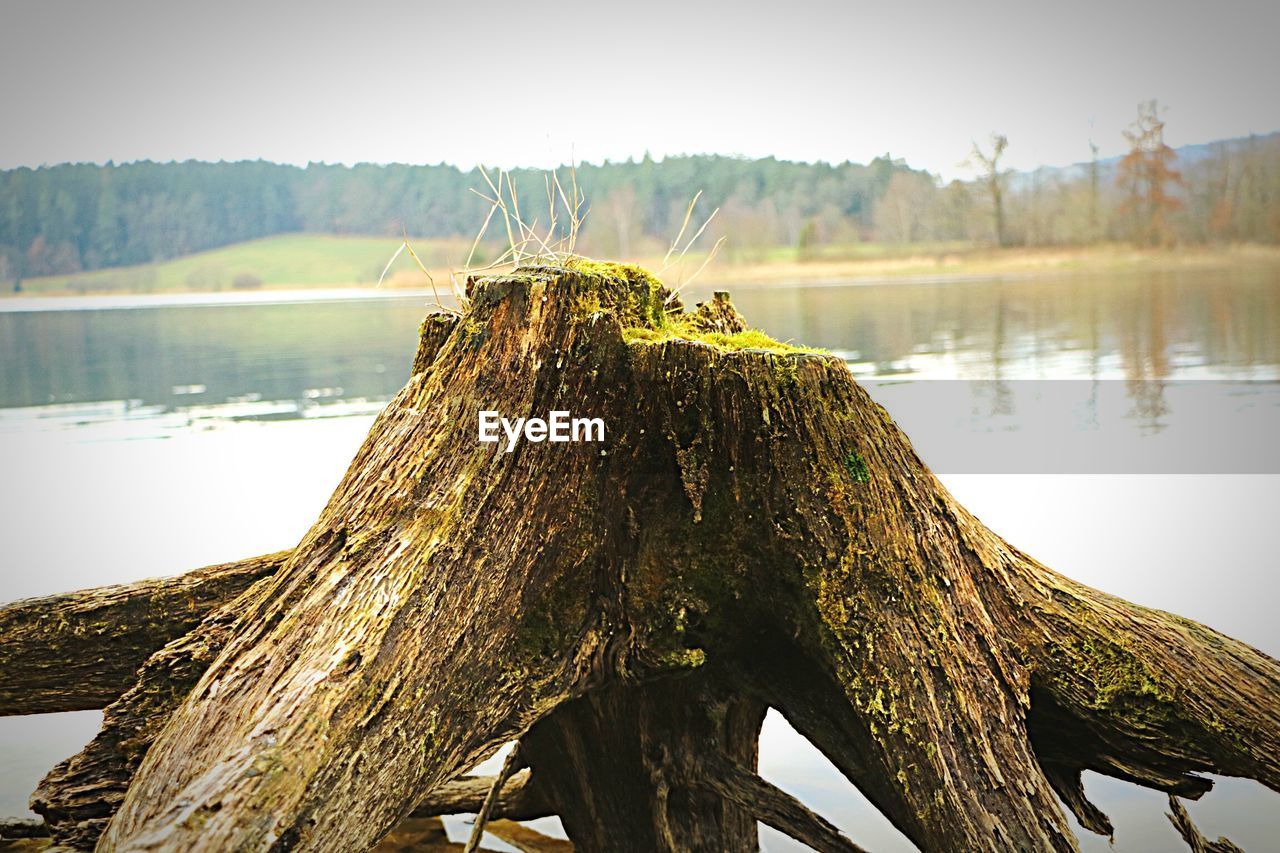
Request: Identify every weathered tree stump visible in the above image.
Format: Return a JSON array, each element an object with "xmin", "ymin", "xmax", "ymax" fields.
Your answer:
[{"xmin": 2, "ymin": 258, "xmax": 1277, "ymax": 851}]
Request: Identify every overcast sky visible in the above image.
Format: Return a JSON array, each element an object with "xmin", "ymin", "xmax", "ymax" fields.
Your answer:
[{"xmin": 2, "ymin": 0, "xmax": 1277, "ymax": 180}]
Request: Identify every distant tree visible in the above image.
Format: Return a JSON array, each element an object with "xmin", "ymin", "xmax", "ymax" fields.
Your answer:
[
  {"xmin": 601, "ymin": 185, "xmax": 637, "ymax": 258},
  {"xmin": 1088, "ymin": 140, "xmax": 1101, "ymax": 243},
  {"xmin": 1116, "ymin": 99, "xmax": 1183, "ymax": 246},
  {"xmin": 1, "ymin": 156, "xmax": 926, "ymax": 278},
  {"xmin": 920, "ymin": 180, "xmax": 974, "ymax": 242},
  {"xmin": 873, "ymin": 172, "xmax": 937, "ymax": 243},
  {"xmin": 24, "ymin": 236, "xmax": 50, "ymax": 275},
  {"xmin": 796, "ymin": 220, "xmax": 819, "ymax": 260},
  {"xmin": 969, "ymin": 134, "xmax": 1010, "ymax": 246}
]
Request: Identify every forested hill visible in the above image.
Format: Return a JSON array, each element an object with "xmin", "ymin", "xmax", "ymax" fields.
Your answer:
[
  {"xmin": 5, "ymin": 129, "xmax": 1279, "ymax": 283},
  {"xmin": 0, "ymin": 155, "xmax": 918, "ymax": 279}
]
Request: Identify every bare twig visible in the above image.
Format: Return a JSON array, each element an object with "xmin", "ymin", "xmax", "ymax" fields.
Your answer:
[
  {"xmin": 395, "ymin": 158, "xmax": 722, "ymax": 315},
  {"xmin": 665, "ymin": 236, "xmax": 727, "ymax": 305},
  {"xmin": 463, "ymin": 746, "xmax": 526, "ymax": 853},
  {"xmin": 465, "ymin": 198, "xmax": 500, "ymax": 271},
  {"xmin": 410, "ymin": 769, "xmax": 551, "ymax": 822},
  {"xmin": 376, "ymin": 242, "xmax": 408, "ymax": 288},
  {"xmin": 400, "ymin": 234, "xmax": 456, "ymax": 316},
  {"xmin": 479, "ymin": 165, "xmax": 517, "ymax": 260},
  {"xmin": 662, "ymin": 190, "xmax": 703, "ymax": 268}
]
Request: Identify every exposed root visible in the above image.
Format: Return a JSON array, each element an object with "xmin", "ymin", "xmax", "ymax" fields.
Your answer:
[
  {"xmin": 694, "ymin": 753, "xmax": 868, "ymax": 853},
  {"xmin": 1166, "ymin": 795, "xmax": 1245, "ymax": 853}
]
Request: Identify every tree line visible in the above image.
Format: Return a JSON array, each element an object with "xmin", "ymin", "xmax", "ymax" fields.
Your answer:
[
  {"xmin": 2, "ymin": 101, "xmax": 1277, "ymax": 283},
  {"xmin": 0, "ymin": 155, "xmax": 916, "ymax": 281}
]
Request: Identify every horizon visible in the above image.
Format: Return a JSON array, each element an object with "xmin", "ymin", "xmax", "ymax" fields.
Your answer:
[{"xmin": 6, "ymin": 125, "xmax": 1278, "ymax": 181}]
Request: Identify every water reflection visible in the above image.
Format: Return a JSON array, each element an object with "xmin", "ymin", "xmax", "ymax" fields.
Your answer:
[
  {"xmin": 0, "ymin": 298, "xmax": 423, "ymax": 413},
  {"xmin": 1, "ymin": 270, "xmax": 1277, "ymax": 432},
  {"xmin": 712, "ymin": 268, "xmax": 1280, "ymax": 381}
]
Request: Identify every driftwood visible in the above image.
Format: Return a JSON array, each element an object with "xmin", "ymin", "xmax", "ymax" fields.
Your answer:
[
  {"xmin": 0, "ymin": 552, "xmax": 287, "ymax": 716},
  {"xmin": 3, "ymin": 258, "xmax": 1277, "ymax": 851}
]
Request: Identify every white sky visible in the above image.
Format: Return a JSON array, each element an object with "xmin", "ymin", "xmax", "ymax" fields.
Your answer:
[{"xmin": 1, "ymin": 0, "xmax": 1277, "ymax": 180}]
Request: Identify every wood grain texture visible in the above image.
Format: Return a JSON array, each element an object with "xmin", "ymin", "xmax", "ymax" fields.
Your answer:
[
  {"xmin": 0, "ymin": 552, "xmax": 287, "ymax": 716},
  {"xmin": 9, "ymin": 260, "xmax": 1275, "ymax": 852}
]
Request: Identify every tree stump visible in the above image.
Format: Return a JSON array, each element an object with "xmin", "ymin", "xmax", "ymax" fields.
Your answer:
[{"xmin": 3, "ymin": 258, "xmax": 1277, "ymax": 852}]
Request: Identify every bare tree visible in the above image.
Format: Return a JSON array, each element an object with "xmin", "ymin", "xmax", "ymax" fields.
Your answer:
[
  {"xmin": 1117, "ymin": 99, "xmax": 1183, "ymax": 246},
  {"xmin": 1088, "ymin": 140, "xmax": 1101, "ymax": 242},
  {"xmin": 873, "ymin": 171, "xmax": 937, "ymax": 243},
  {"xmin": 970, "ymin": 133, "xmax": 1010, "ymax": 246}
]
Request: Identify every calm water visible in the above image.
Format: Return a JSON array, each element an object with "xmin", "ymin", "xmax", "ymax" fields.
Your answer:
[{"xmin": 2, "ymin": 268, "xmax": 1278, "ymax": 851}]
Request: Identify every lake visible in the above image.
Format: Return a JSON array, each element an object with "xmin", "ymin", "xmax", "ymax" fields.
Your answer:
[{"xmin": 2, "ymin": 266, "xmax": 1278, "ymax": 851}]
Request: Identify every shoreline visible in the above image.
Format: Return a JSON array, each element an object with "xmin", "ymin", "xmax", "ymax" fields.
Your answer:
[
  {"xmin": 3, "ymin": 245, "xmax": 1278, "ymax": 311},
  {"xmin": 0, "ymin": 287, "xmax": 444, "ymax": 314},
  {"xmin": 690, "ymin": 243, "xmax": 1280, "ymax": 288}
]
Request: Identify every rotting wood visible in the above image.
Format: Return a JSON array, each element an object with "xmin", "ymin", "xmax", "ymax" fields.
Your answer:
[
  {"xmin": 695, "ymin": 752, "xmax": 868, "ymax": 853},
  {"xmin": 1165, "ymin": 796, "xmax": 1245, "ymax": 853},
  {"xmin": 409, "ymin": 770, "xmax": 551, "ymax": 823},
  {"xmin": 0, "ymin": 551, "xmax": 287, "ymax": 715},
  {"xmin": 369, "ymin": 816, "xmax": 458, "ymax": 852},
  {"xmin": 5, "ymin": 258, "xmax": 1277, "ymax": 852}
]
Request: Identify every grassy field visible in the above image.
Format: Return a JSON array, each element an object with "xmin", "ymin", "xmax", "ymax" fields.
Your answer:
[
  {"xmin": 11, "ymin": 234, "xmax": 1280, "ymax": 297},
  {"xmin": 689, "ymin": 243, "xmax": 1280, "ymax": 287},
  {"xmin": 12, "ymin": 234, "xmax": 472, "ymax": 296}
]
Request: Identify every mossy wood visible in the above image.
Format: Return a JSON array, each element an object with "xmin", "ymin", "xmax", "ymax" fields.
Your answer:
[{"xmin": 3, "ymin": 259, "xmax": 1278, "ymax": 852}]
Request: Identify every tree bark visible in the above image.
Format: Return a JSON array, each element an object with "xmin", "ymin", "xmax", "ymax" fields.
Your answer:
[
  {"xmin": 7, "ymin": 259, "xmax": 1279, "ymax": 852},
  {"xmin": 0, "ymin": 551, "xmax": 287, "ymax": 715},
  {"xmin": 30, "ymin": 567, "xmax": 283, "ymax": 849},
  {"xmin": 521, "ymin": 674, "xmax": 865, "ymax": 852},
  {"xmin": 520, "ymin": 675, "xmax": 765, "ymax": 851},
  {"xmin": 26, "ymin": 314, "xmax": 470, "ymax": 851}
]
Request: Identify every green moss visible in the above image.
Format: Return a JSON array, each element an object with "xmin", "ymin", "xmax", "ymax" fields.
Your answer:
[
  {"xmin": 660, "ymin": 647, "xmax": 708, "ymax": 670},
  {"xmin": 574, "ymin": 290, "xmax": 605, "ymax": 318},
  {"xmin": 472, "ymin": 255, "xmax": 825, "ymax": 355},
  {"xmin": 561, "ymin": 256, "xmax": 659, "ymax": 286},
  {"xmin": 557, "ymin": 256, "xmax": 668, "ymax": 327},
  {"xmin": 560, "ymin": 256, "xmax": 820, "ymax": 353},
  {"xmin": 1057, "ymin": 637, "xmax": 1179, "ymax": 727},
  {"xmin": 844, "ymin": 451, "xmax": 871, "ymax": 483},
  {"xmin": 512, "ymin": 606, "xmax": 567, "ymax": 661},
  {"xmin": 622, "ymin": 317, "xmax": 825, "ymax": 355},
  {"xmin": 1087, "ymin": 645, "xmax": 1171, "ymax": 706},
  {"xmin": 459, "ymin": 316, "xmax": 485, "ymax": 348}
]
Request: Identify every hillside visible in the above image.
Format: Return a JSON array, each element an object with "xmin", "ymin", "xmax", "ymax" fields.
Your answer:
[
  {"xmin": 0, "ymin": 156, "xmax": 911, "ymax": 285},
  {"xmin": 14, "ymin": 234, "xmax": 1280, "ymax": 299},
  {"xmin": 13, "ymin": 234, "xmax": 468, "ymax": 295}
]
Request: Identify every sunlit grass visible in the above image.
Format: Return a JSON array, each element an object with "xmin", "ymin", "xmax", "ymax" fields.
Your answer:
[{"xmin": 18, "ymin": 234, "xmax": 472, "ymax": 295}]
